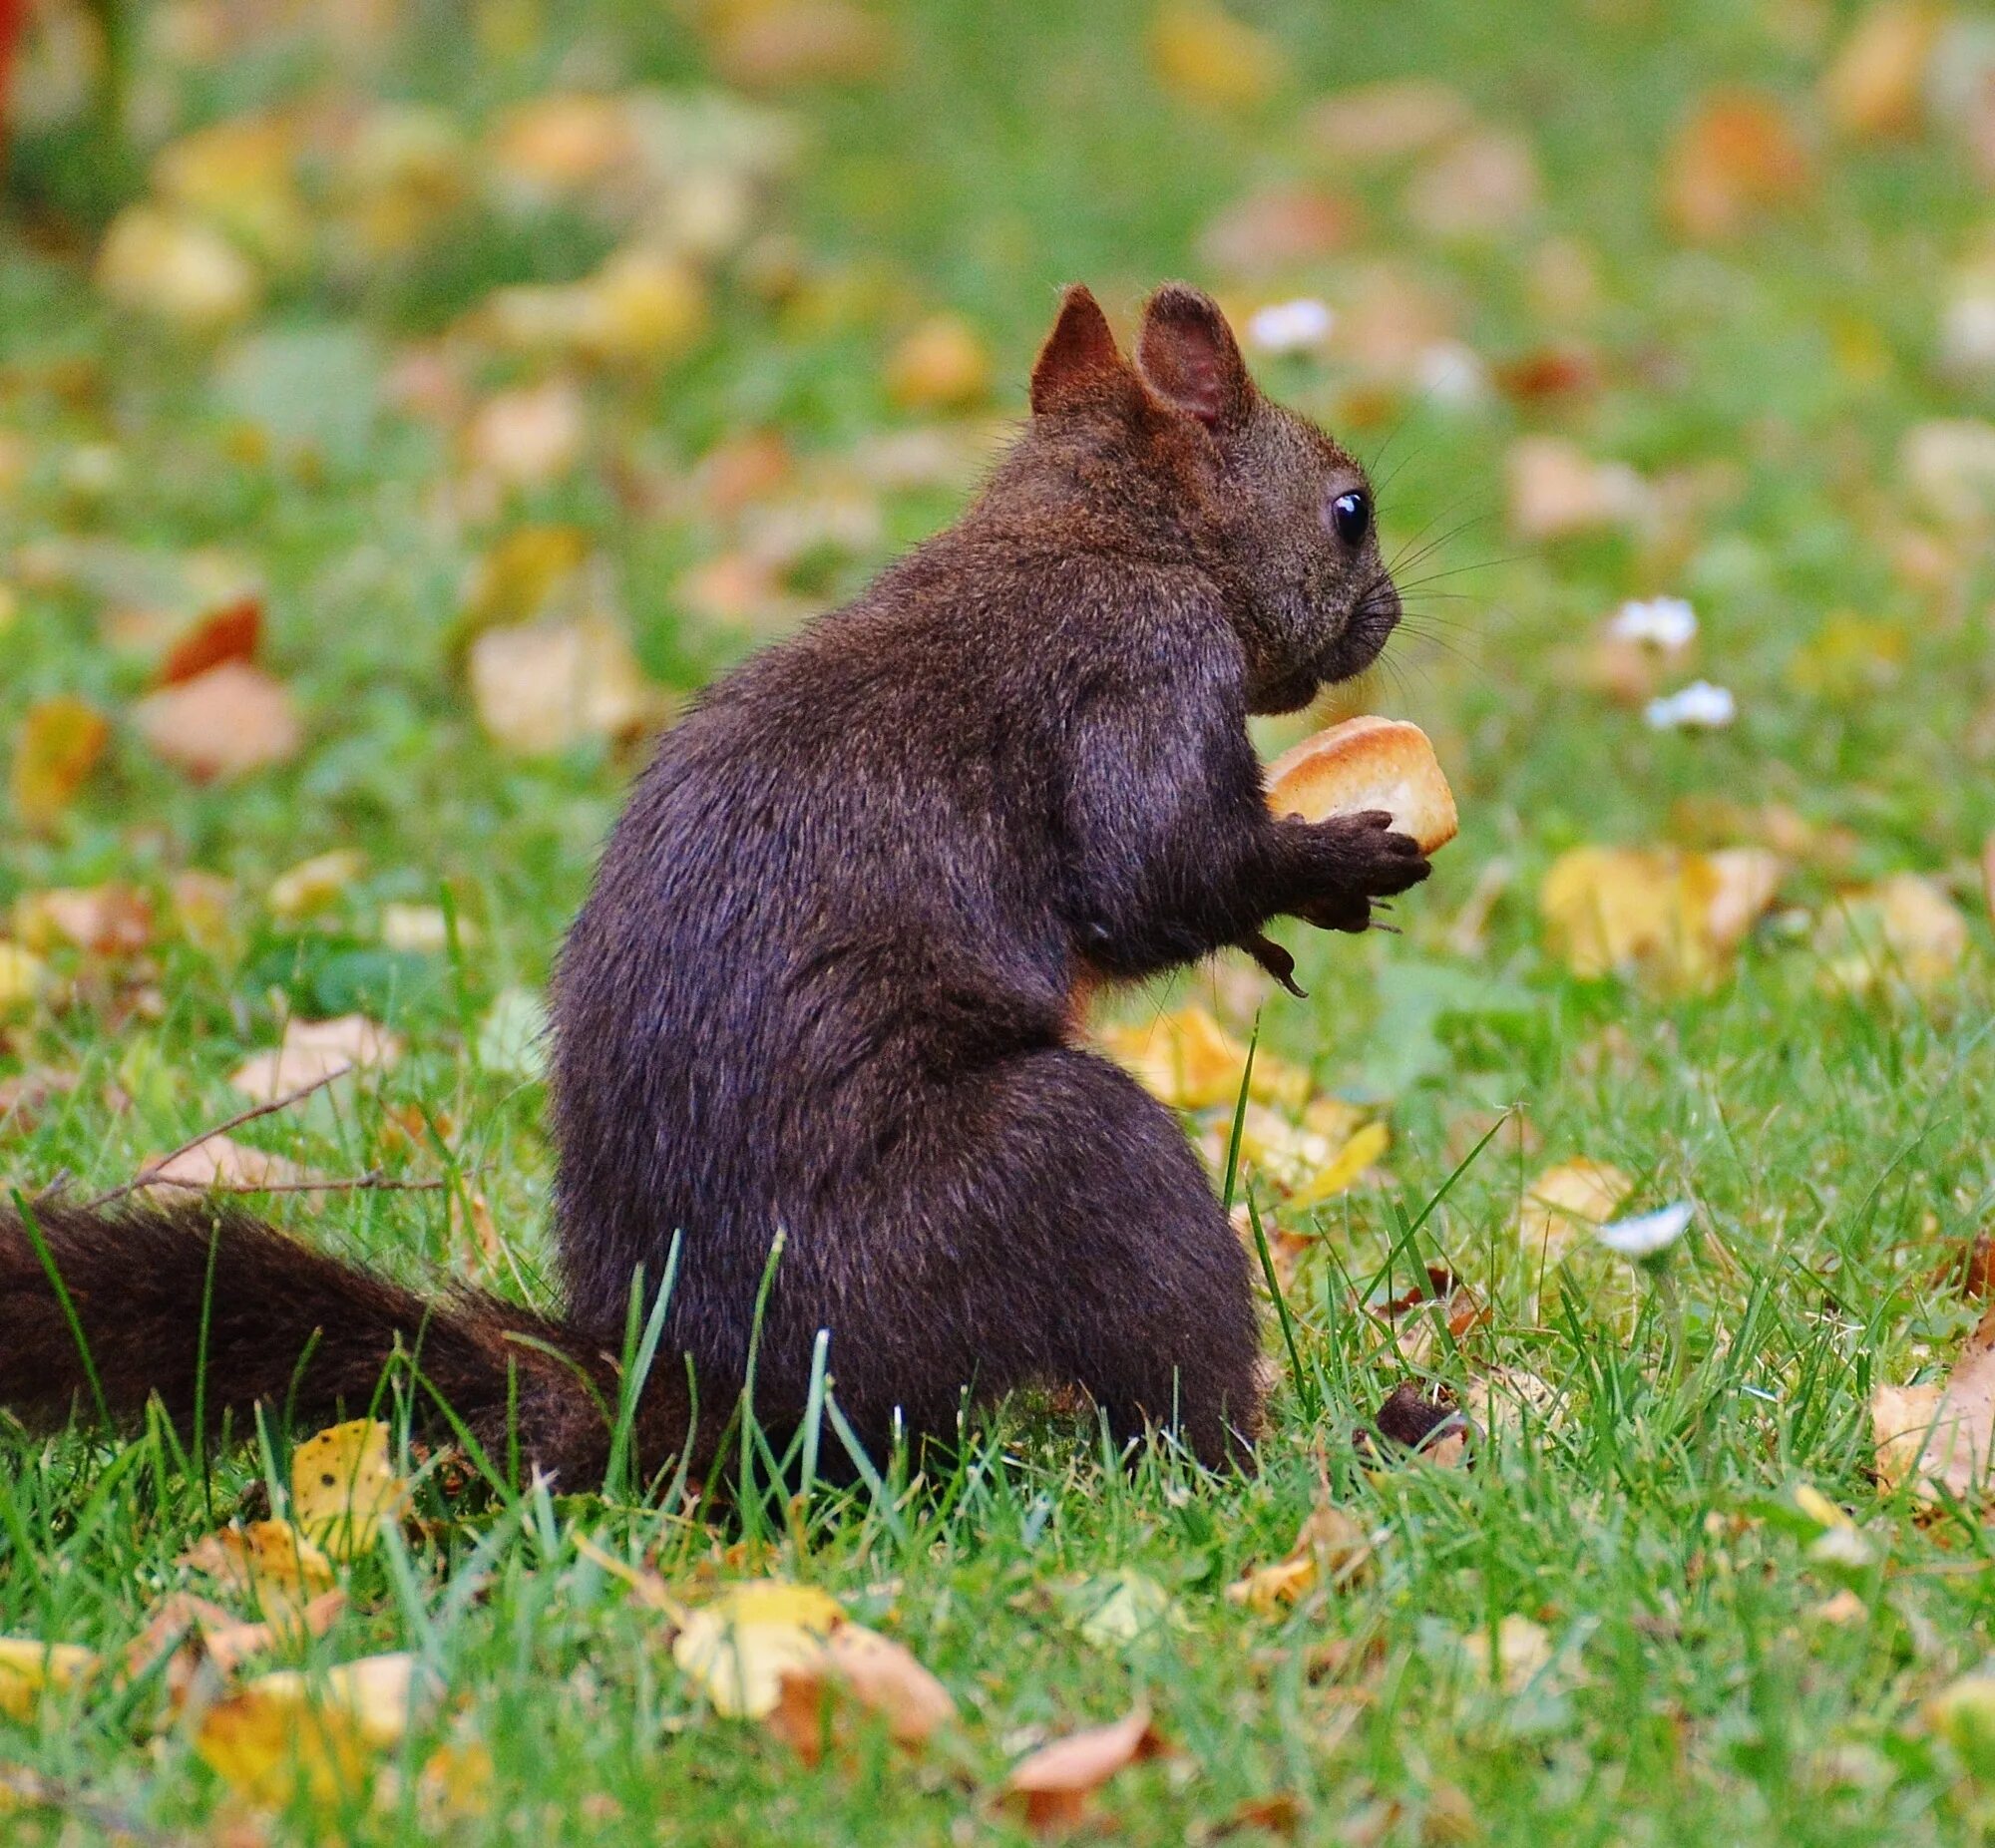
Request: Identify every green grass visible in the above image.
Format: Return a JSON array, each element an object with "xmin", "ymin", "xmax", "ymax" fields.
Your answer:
[{"xmin": 4, "ymin": 0, "xmax": 1995, "ymax": 1840}]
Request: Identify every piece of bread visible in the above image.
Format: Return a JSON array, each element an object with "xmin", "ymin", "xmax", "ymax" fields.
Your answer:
[{"xmin": 1263, "ymin": 715, "xmax": 1458, "ymax": 854}]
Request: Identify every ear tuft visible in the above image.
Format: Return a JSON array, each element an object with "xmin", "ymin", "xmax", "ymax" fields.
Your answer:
[
  {"xmin": 1029, "ymin": 285, "xmax": 1125, "ymax": 415},
  {"xmin": 1136, "ymin": 282, "xmax": 1251, "ymax": 430}
]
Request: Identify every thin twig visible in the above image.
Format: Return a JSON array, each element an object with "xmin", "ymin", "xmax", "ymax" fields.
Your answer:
[
  {"xmin": 84, "ymin": 1065, "xmax": 354, "ymax": 1209},
  {"xmin": 145, "ymin": 1172, "xmax": 449, "ymax": 1198}
]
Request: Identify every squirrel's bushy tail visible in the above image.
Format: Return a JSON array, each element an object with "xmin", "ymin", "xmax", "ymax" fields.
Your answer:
[{"xmin": 0, "ymin": 1196, "xmax": 702, "ymax": 1486}]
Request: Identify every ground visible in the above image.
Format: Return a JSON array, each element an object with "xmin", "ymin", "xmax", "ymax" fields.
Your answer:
[{"xmin": 2, "ymin": 0, "xmax": 1995, "ymax": 1842}]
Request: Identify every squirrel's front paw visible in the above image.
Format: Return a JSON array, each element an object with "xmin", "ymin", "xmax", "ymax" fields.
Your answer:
[{"xmin": 1290, "ymin": 810, "xmax": 1430, "ymax": 933}]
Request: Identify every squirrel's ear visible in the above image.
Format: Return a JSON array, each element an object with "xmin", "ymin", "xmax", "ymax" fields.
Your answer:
[
  {"xmin": 1029, "ymin": 285, "xmax": 1125, "ymax": 414},
  {"xmin": 1136, "ymin": 283, "xmax": 1252, "ymax": 431}
]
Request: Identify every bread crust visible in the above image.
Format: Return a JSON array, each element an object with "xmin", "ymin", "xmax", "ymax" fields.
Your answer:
[{"xmin": 1263, "ymin": 716, "xmax": 1458, "ymax": 853}]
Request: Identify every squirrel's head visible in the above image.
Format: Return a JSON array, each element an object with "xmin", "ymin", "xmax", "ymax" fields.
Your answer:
[{"xmin": 1028, "ymin": 282, "xmax": 1397, "ymax": 716}]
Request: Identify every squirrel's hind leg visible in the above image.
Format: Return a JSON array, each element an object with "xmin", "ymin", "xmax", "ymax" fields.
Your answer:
[{"xmin": 928, "ymin": 1045, "xmax": 1266, "ymax": 1470}]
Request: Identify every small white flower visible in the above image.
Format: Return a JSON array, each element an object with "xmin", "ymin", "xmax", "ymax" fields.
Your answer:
[
  {"xmin": 1246, "ymin": 298, "xmax": 1335, "ymax": 355},
  {"xmin": 1644, "ymin": 680, "xmax": 1736, "ymax": 731},
  {"xmin": 1594, "ymin": 1200, "xmax": 1695, "ymax": 1259},
  {"xmin": 1608, "ymin": 595, "xmax": 1697, "ymax": 650}
]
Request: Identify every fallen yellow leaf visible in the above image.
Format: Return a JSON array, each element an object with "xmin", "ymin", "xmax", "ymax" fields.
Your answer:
[
  {"xmin": 268, "ymin": 849, "xmax": 365, "ymax": 921},
  {"xmin": 183, "ymin": 1521, "xmax": 337, "ymax": 1624},
  {"xmin": 0, "ymin": 1640, "xmax": 98, "ymax": 1719},
  {"xmin": 197, "ymin": 1653, "xmax": 427, "ymax": 1808},
  {"xmin": 11, "ymin": 696, "xmax": 110, "ymax": 829},
  {"xmin": 154, "ymin": 113, "xmax": 310, "ymax": 268},
  {"xmin": 1096, "ymin": 1006, "xmax": 1308, "ymax": 1112},
  {"xmin": 1822, "ymin": 2, "xmax": 1942, "ymax": 138},
  {"xmin": 671, "ymin": 1582, "xmax": 844, "ymax": 1719},
  {"xmin": 292, "ymin": 1420, "xmax": 407, "ymax": 1561},
  {"xmin": 417, "ymin": 1732, "xmax": 496, "ymax": 1824},
  {"xmin": 1461, "ymin": 1615, "xmax": 1553, "ymax": 1694},
  {"xmin": 884, "ymin": 315, "xmax": 991, "ymax": 412},
  {"xmin": 1226, "ymin": 1500, "xmax": 1372, "ymax": 1613},
  {"xmin": 1816, "ymin": 874, "xmax": 1968, "ymax": 994},
  {"xmin": 0, "ymin": 942, "xmax": 49, "ymax": 1013},
  {"xmin": 1148, "ymin": 3, "xmax": 1283, "ymax": 112},
  {"xmin": 97, "ymin": 205, "xmax": 260, "ymax": 329},
  {"xmin": 1540, "ymin": 845, "xmax": 1782, "ymax": 983},
  {"xmin": 468, "ymin": 614, "xmax": 670, "ymax": 756},
  {"xmin": 1519, "ymin": 1159, "xmax": 1633, "ymax": 1267},
  {"xmin": 459, "ymin": 526, "xmax": 592, "ymax": 635}
]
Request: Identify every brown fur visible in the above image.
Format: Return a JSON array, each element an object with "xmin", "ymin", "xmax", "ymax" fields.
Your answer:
[{"xmin": 0, "ymin": 284, "xmax": 1422, "ymax": 1486}]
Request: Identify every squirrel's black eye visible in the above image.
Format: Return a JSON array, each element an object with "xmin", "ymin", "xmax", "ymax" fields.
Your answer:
[{"xmin": 1329, "ymin": 490, "xmax": 1372, "ymax": 547}]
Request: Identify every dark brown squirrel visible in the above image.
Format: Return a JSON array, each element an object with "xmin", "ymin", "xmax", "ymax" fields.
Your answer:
[{"xmin": 0, "ymin": 283, "xmax": 1424, "ymax": 1486}]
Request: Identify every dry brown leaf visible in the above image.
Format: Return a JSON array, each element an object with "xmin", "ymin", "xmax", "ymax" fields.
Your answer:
[
  {"xmin": 129, "ymin": 1587, "xmax": 347, "ymax": 1683},
  {"xmin": 15, "ymin": 884, "xmax": 153, "ymax": 956},
  {"xmin": 139, "ymin": 1133, "xmax": 319, "ymax": 1196},
  {"xmin": 1462, "ymin": 1366, "xmax": 1563, "ymax": 1436},
  {"xmin": 768, "ymin": 1622, "xmax": 957, "ymax": 1761},
  {"xmin": 1305, "ymin": 79, "xmax": 1471, "ymax": 165},
  {"xmin": 1520, "ymin": 1159, "xmax": 1633, "ymax": 1267},
  {"xmin": 1196, "ymin": 185, "xmax": 1358, "ymax": 277},
  {"xmin": 1149, "ymin": 2, "xmax": 1283, "ymax": 112},
  {"xmin": 1373, "ymin": 1266, "xmax": 1488, "ymax": 1366},
  {"xmin": 292, "ymin": 1419, "xmax": 407, "ymax": 1560},
  {"xmin": 1664, "ymin": 90, "xmax": 1814, "ymax": 242},
  {"xmin": 466, "ymin": 380, "xmax": 587, "ymax": 489},
  {"xmin": 1815, "ymin": 873, "xmax": 1968, "ymax": 994},
  {"xmin": 707, "ymin": 0, "xmax": 890, "ymax": 90},
  {"xmin": 1902, "ymin": 419, "xmax": 1995, "ymax": 528},
  {"xmin": 1403, "ymin": 128, "xmax": 1540, "ymax": 239},
  {"xmin": 158, "ymin": 597, "xmax": 261, "ymax": 687},
  {"xmin": 131, "ymin": 661, "xmax": 302, "ymax": 781},
  {"xmin": 884, "ymin": 315, "xmax": 991, "ymax": 412},
  {"xmin": 229, "ymin": 1014, "xmax": 403, "ymax": 1103},
  {"xmin": 1873, "ymin": 1303, "xmax": 1995, "ymax": 1507},
  {"xmin": 468, "ymin": 614, "xmax": 669, "ymax": 755},
  {"xmin": 1004, "ymin": 1704, "xmax": 1168, "ymax": 1836},
  {"xmin": 1506, "ymin": 436, "xmax": 1647, "ymax": 543},
  {"xmin": 11, "ymin": 695, "xmax": 110, "ymax": 829},
  {"xmin": 1226, "ymin": 1500, "xmax": 1373, "ymax": 1612},
  {"xmin": 0, "ymin": 1639, "xmax": 98, "ymax": 1719},
  {"xmin": 487, "ymin": 94, "xmax": 637, "ymax": 196},
  {"xmin": 1823, "ymin": 2, "xmax": 1942, "ymax": 138}
]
